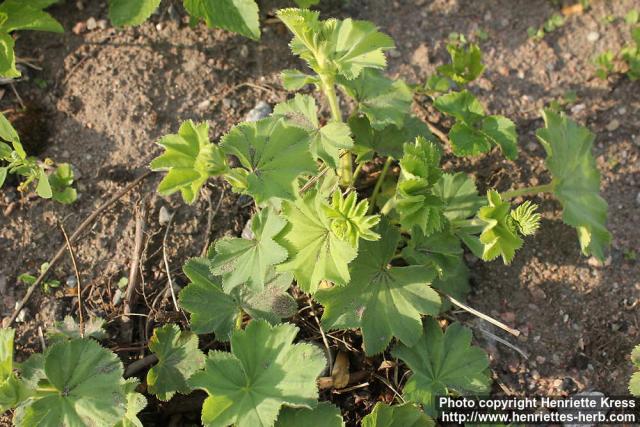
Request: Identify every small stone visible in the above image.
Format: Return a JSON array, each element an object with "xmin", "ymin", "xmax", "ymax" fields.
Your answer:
[
  {"xmin": 97, "ymin": 19, "xmax": 108, "ymax": 30},
  {"xmin": 484, "ymin": 11, "xmax": 492, "ymax": 21},
  {"xmin": 222, "ymin": 98, "xmax": 232, "ymax": 109},
  {"xmin": 72, "ymin": 21, "xmax": 87, "ymax": 35},
  {"xmin": 61, "ymin": 150, "xmax": 70, "ymax": 158},
  {"xmin": 388, "ymin": 49, "xmax": 401, "ymax": 58},
  {"xmin": 536, "ymin": 355, "xmax": 546, "ymax": 364},
  {"xmin": 606, "ymin": 119, "xmax": 620, "ymax": 132},
  {"xmin": 239, "ymin": 45, "xmax": 249, "ymax": 58},
  {"xmin": 197, "ymin": 99, "xmax": 211, "ymax": 110},
  {"xmin": 156, "ymin": 23, "xmax": 163, "ymax": 31},
  {"xmin": 570, "ymin": 103, "xmax": 586, "ymax": 114},
  {"xmin": 14, "ymin": 302, "xmax": 28, "ymax": 323},
  {"xmin": 65, "ymin": 275, "xmax": 77, "ymax": 288},
  {"xmin": 636, "ymin": 191, "xmax": 640, "ymax": 207},
  {"xmin": 517, "ymin": 70, "xmax": 525, "ymax": 79},
  {"xmin": 112, "ymin": 289, "xmax": 123, "ymax": 306},
  {"xmin": 76, "ymin": 0, "xmax": 84, "ymax": 10},
  {"xmin": 244, "ymin": 101, "xmax": 272, "ymax": 122},
  {"xmin": 526, "ymin": 142, "xmax": 538, "ymax": 151},
  {"xmin": 86, "ymin": 17, "xmax": 97, "ymax": 31},
  {"xmin": 159, "ymin": 206, "xmax": 172, "ymax": 225},
  {"xmin": 618, "ymin": 107, "xmax": 627, "ymax": 115},
  {"xmin": 587, "ymin": 31, "xmax": 600, "ymax": 42}
]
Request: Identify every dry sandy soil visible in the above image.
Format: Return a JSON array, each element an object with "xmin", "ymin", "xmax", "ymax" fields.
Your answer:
[{"xmin": 1, "ymin": 0, "xmax": 639, "ymax": 424}]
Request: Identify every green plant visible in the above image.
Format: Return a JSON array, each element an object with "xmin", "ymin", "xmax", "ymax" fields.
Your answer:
[
  {"xmin": 594, "ymin": 51, "xmax": 614, "ymax": 80},
  {"xmin": 0, "ymin": 113, "xmax": 77, "ymax": 203},
  {"xmin": 621, "ymin": 26, "xmax": 640, "ymax": 80},
  {"xmin": 527, "ymin": 13, "xmax": 564, "ymax": 41},
  {"xmin": 0, "ymin": 323, "xmax": 146, "ymax": 427},
  {"xmin": 108, "ymin": 0, "xmax": 320, "ymax": 38},
  {"xmin": 17, "ymin": 263, "xmax": 60, "ymax": 294},
  {"xmin": 630, "ymin": 344, "xmax": 640, "ymax": 396},
  {"xmin": 0, "ymin": 0, "xmax": 63, "ymax": 78}
]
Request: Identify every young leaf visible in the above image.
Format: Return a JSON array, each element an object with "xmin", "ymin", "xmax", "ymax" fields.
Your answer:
[
  {"xmin": 0, "ymin": 0, "xmax": 63, "ymax": 33},
  {"xmin": 395, "ymin": 137, "xmax": 446, "ymax": 235},
  {"xmin": 0, "ymin": 32, "xmax": 16, "ymax": 78},
  {"xmin": 316, "ymin": 220, "xmax": 441, "ymax": 355},
  {"xmin": 47, "ymin": 315, "xmax": 107, "ymax": 343},
  {"xmin": 150, "ymin": 120, "xmax": 227, "ymax": 204},
  {"xmin": 447, "ymin": 123, "xmax": 491, "ymax": 157},
  {"xmin": 392, "ymin": 318, "xmax": 490, "ymax": 416},
  {"xmin": 480, "ymin": 115, "xmax": 518, "ymax": 160},
  {"xmin": 339, "ymin": 69, "xmax": 412, "ymax": 130},
  {"xmin": 277, "ymin": 9, "xmax": 394, "ymax": 80},
  {"xmin": 277, "ymin": 190, "xmax": 358, "ymax": 293},
  {"xmin": 276, "ymin": 402, "xmax": 344, "ymax": 427},
  {"xmin": 180, "ymin": 257, "xmax": 296, "ymax": 340},
  {"xmin": 323, "ymin": 190, "xmax": 380, "ymax": 247},
  {"xmin": 402, "ymin": 230, "xmax": 463, "ymax": 278},
  {"xmin": 0, "ymin": 111, "xmax": 19, "ymax": 144},
  {"xmin": 362, "ymin": 403, "xmax": 435, "ymax": 427},
  {"xmin": 280, "ymin": 69, "xmax": 319, "ymax": 91},
  {"xmin": 221, "ymin": 117, "xmax": 316, "ymax": 204},
  {"xmin": 436, "ymin": 42, "xmax": 484, "ymax": 85},
  {"xmin": 35, "ymin": 167, "xmax": 52, "ymax": 199},
  {"xmin": 432, "ymin": 172, "xmax": 482, "ymax": 220},
  {"xmin": 434, "ymin": 90, "xmax": 484, "ymax": 124},
  {"xmin": 536, "ymin": 109, "xmax": 611, "ymax": 260},
  {"xmin": 183, "ymin": 0, "xmax": 260, "ymax": 40},
  {"xmin": 510, "ymin": 200, "xmax": 541, "ymax": 236},
  {"xmin": 147, "ymin": 324, "xmax": 205, "ymax": 401},
  {"xmin": 115, "ymin": 378, "xmax": 147, "ymax": 427},
  {"xmin": 14, "ymin": 339, "xmax": 127, "ymax": 426},
  {"xmin": 273, "ymin": 94, "xmax": 353, "ymax": 168},
  {"xmin": 0, "ymin": 328, "xmax": 13, "ymax": 381},
  {"xmin": 189, "ymin": 320, "xmax": 326, "ymax": 427},
  {"xmin": 478, "ymin": 190, "xmax": 523, "ymax": 264},
  {"xmin": 349, "ymin": 114, "xmax": 431, "ymax": 161},
  {"xmin": 108, "ymin": 0, "xmax": 161, "ymax": 27},
  {"xmin": 48, "ymin": 163, "xmax": 77, "ymax": 204},
  {"xmin": 210, "ymin": 208, "xmax": 288, "ymax": 292}
]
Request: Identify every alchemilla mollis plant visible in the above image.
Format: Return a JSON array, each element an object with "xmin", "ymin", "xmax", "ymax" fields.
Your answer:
[{"xmin": 1, "ymin": 7, "xmax": 611, "ymax": 426}]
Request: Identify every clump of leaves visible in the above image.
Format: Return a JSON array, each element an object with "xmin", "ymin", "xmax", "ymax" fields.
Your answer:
[
  {"xmin": 629, "ymin": 344, "xmax": 640, "ymax": 396},
  {"xmin": 621, "ymin": 26, "xmax": 640, "ymax": 80},
  {"xmin": 0, "ymin": 113, "xmax": 76, "ymax": 203},
  {"xmin": 0, "ymin": 0, "xmax": 63, "ymax": 78},
  {"xmin": 145, "ymin": 7, "xmax": 611, "ymax": 425},
  {"xmin": 594, "ymin": 51, "xmax": 614, "ymax": 80},
  {"xmin": 527, "ymin": 13, "xmax": 564, "ymax": 41},
  {"xmin": 17, "ymin": 263, "xmax": 60, "ymax": 294}
]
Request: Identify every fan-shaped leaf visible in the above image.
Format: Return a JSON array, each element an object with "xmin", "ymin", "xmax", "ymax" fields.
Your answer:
[
  {"xmin": 189, "ymin": 320, "xmax": 326, "ymax": 427},
  {"xmin": 392, "ymin": 318, "xmax": 490, "ymax": 416},
  {"xmin": 147, "ymin": 324, "xmax": 205, "ymax": 401},
  {"xmin": 478, "ymin": 190, "xmax": 523, "ymax": 264},
  {"xmin": 536, "ymin": 109, "xmax": 611, "ymax": 260},
  {"xmin": 221, "ymin": 117, "xmax": 316, "ymax": 204},
  {"xmin": 115, "ymin": 379, "xmax": 146, "ymax": 427},
  {"xmin": 277, "ymin": 191, "xmax": 358, "ymax": 293},
  {"xmin": 316, "ymin": 220, "xmax": 441, "ymax": 355},
  {"xmin": 184, "ymin": 0, "xmax": 260, "ymax": 40},
  {"xmin": 276, "ymin": 402, "xmax": 344, "ymax": 427},
  {"xmin": 108, "ymin": 0, "xmax": 160, "ymax": 27},
  {"xmin": 362, "ymin": 403, "xmax": 435, "ymax": 427}
]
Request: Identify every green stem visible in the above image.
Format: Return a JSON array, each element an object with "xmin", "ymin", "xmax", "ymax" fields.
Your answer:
[
  {"xmin": 380, "ymin": 197, "xmax": 396, "ymax": 216},
  {"xmin": 368, "ymin": 157, "xmax": 393, "ymax": 214},
  {"xmin": 450, "ymin": 217, "xmax": 484, "ymax": 229},
  {"xmin": 500, "ymin": 183, "xmax": 554, "ymax": 200},
  {"xmin": 319, "ymin": 74, "xmax": 352, "ymax": 187},
  {"xmin": 235, "ymin": 308, "xmax": 244, "ymax": 330}
]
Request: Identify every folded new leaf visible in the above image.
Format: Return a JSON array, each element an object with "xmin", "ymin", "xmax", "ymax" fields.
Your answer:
[
  {"xmin": 392, "ymin": 318, "xmax": 490, "ymax": 417},
  {"xmin": 189, "ymin": 320, "xmax": 326, "ymax": 427},
  {"xmin": 316, "ymin": 220, "xmax": 441, "ymax": 355}
]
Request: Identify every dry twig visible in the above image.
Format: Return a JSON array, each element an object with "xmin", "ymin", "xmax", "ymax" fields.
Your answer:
[{"xmin": 60, "ymin": 223, "xmax": 84, "ymax": 336}]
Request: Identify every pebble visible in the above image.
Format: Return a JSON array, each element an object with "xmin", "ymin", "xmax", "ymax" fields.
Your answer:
[
  {"xmin": 222, "ymin": 98, "xmax": 233, "ymax": 109},
  {"xmin": 197, "ymin": 99, "xmax": 211, "ymax": 110},
  {"xmin": 14, "ymin": 302, "xmax": 28, "ymax": 323},
  {"xmin": 86, "ymin": 17, "xmax": 97, "ymax": 31},
  {"xmin": 244, "ymin": 101, "xmax": 272, "ymax": 122},
  {"xmin": 587, "ymin": 31, "xmax": 599, "ymax": 42},
  {"xmin": 526, "ymin": 142, "xmax": 538, "ymax": 151},
  {"xmin": 239, "ymin": 45, "xmax": 249, "ymax": 58},
  {"xmin": 636, "ymin": 191, "xmax": 640, "ymax": 207},
  {"xmin": 159, "ymin": 206, "xmax": 172, "ymax": 225},
  {"xmin": 618, "ymin": 107, "xmax": 627, "ymax": 115},
  {"xmin": 72, "ymin": 21, "xmax": 87, "ymax": 35},
  {"xmin": 570, "ymin": 103, "xmax": 586, "ymax": 114},
  {"xmin": 97, "ymin": 19, "xmax": 108, "ymax": 30},
  {"xmin": 606, "ymin": 119, "xmax": 620, "ymax": 132},
  {"xmin": 388, "ymin": 49, "xmax": 402, "ymax": 58},
  {"xmin": 65, "ymin": 275, "xmax": 77, "ymax": 288},
  {"xmin": 112, "ymin": 289, "xmax": 123, "ymax": 306}
]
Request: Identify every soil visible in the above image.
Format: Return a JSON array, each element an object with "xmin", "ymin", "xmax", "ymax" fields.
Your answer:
[{"xmin": 1, "ymin": 0, "xmax": 639, "ymax": 425}]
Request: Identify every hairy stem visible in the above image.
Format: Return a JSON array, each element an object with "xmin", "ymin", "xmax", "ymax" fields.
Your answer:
[
  {"xmin": 368, "ymin": 157, "xmax": 393, "ymax": 214},
  {"xmin": 319, "ymin": 74, "xmax": 352, "ymax": 186},
  {"xmin": 235, "ymin": 308, "xmax": 244, "ymax": 330},
  {"xmin": 500, "ymin": 183, "xmax": 554, "ymax": 199}
]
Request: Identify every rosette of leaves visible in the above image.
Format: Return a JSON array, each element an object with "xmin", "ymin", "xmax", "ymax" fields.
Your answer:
[
  {"xmin": 362, "ymin": 403, "xmax": 434, "ymax": 427},
  {"xmin": 179, "ymin": 257, "xmax": 297, "ymax": 340},
  {"xmin": 0, "ymin": 0, "xmax": 63, "ymax": 78},
  {"xmin": 277, "ymin": 8, "xmax": 394, "ymax": 81},
  {"xmin": 189, "ymin": 320, "xmax": 326, "ymax": 427},
  {"xmin": 150, "ymin": 120, "xmax": 227, "ymax": 204},
  {"xmin": 277, "ymin": 190, "xmax": 359, "ymax": 293},
  {"xmin": 392, "ymin": 318, "xmax": 491, "ymax": 416},
  {"xmin": 220, "ymin": 117, "xmax": 317, "ymax": 204},
  {"xmin": 146, "ymin": 324, "xmax": 205, "ymax": 401},
  {"xmin": 536, "ymin": 109, "xmax": 611, "ymax": 260},
  {"xmin": 316, "ymin": 220, "xmax": 441, "ymax": 355},
  {"xmin": 433, "ymin": 90, "xmax": 518, "ymax": 160},
  {"xmin": 393, "ymin": 136, "xmax": 446, "ymax": 235}
]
